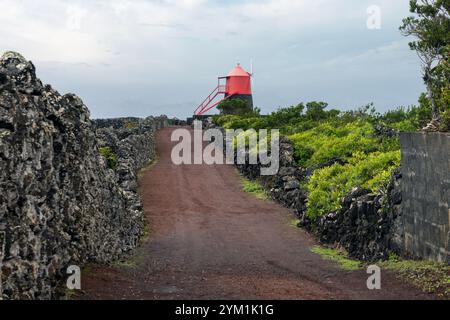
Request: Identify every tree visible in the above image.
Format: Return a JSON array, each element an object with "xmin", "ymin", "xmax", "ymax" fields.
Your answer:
[
  {"xmin": 400, "ymin": 0, "xmax": 450, "ymax": 121},
  {"xmin": 305, "ymin": 101, "xmax": 329, "ymax": 121},
  {"xmin": 217, "ymin": 98, "xmax": 252, "ymax": 115},
  {"xmin": 267, "ymin": 103, "xmax": 305, "ymax": 126}
]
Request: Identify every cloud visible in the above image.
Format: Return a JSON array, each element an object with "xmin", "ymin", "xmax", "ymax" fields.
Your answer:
[
  {"xmin": 323, "ymin": 40, "xmax": 412, "ymax": 69},
  {"xmin": 66, "ymin": 5, "xmax": 88, "ymax": 31},
  {"xmin": 0, "ymin": 0, "xmax": 424, "ymax": 118}
]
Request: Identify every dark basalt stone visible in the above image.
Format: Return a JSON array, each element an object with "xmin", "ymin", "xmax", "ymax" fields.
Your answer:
[{"xmin": 0, "ymin": 51, "xmax": 168, "ymax": 299}]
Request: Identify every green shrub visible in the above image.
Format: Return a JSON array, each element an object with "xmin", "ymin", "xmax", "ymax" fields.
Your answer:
[
  {"xmin": 267, "ymin": 103, "xmax": 305, "ymax": 126},
  {"xmin": 212, "ymin": 114, "xmax": 240, "ymax": 127},
  {"xmin": 213, "ymin": 101, "xmax": 417, "ymax": 222},
  {"xmin": 289, "ymin": 120, "xmax": 378, "ymax": 167},
  {"xmin": 99, "ymin": 147, "xmax": 118, "ymax": 170},
  {"xmin": 386, "ymin": 119, "xmax": 417, "ymax": 132},
  {"xmin": 306, "ymin": 151, "xmax": 400, "ymax": 218},
  {"xmin": 223, "ymin": 117, "xmax": 261, "ymax": 130},
  {"xmin": 439, "ymin": 107, "xmax": 450, "ymax": 132}
]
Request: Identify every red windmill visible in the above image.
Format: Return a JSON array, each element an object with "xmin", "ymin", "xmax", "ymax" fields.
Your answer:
[{"xmin": 194, "ymin": 63, "xmax": 253, "ymax": 116}]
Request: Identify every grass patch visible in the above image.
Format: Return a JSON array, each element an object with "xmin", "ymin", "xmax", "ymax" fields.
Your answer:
[
  {"xmin": 62, "ymin": 288, "xmax": 78, "ymax": 300},
  {"xmin": 114, "ymin": 222, "xmax": 150, "ymax": 269},
  {"xmin": 113, "ymin": 247, "xmax": 143, "ymax": 269},
  {"xmin": 240, "ymin": 177, "xmax": 267, "ymax": 200},
  {"xmin": 138, "ymin": 220, "xmax": 151, "ymax": 246},
  {"xmin": 113, "ymin": 220, "xmax": 151, "ymax": 270},
  {"xmin": 310, "ymin": 246, "xmax": 361, "ymax": 271},
  {"xmin": 57, "ymin": 264, "xmax": 93, "ymax": 300},
  {"xmin": 82, "ymin": 264, "xmax": 93, "ymax": 274},
  {"xmin": 310, "ymin": 248, "xmax": 450, "ymax": 298},
  {"xmin": 114, "ymin": 259, "xmax": 138, "ymax": 269},
  {"xmin": 137, "ymin": 154, "xmax": 159, "ymax": 180},
  {"xmin": 378, "ymin": 254, "xmax": 450, "ymax": 299},
  {"xmin": 289, "ymin": 218, "xmax": 300, "ymax": 228}
]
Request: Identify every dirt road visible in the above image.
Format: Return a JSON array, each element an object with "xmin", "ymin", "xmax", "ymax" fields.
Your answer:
[{"xmin": 79, "ymin": 127, "xmax": 431, "ymax": 300}]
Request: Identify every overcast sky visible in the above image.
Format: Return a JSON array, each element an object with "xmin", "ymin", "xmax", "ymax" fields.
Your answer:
[{"xmin": 0, "ymin": 0, "xmax": 424, "ymax": 119}]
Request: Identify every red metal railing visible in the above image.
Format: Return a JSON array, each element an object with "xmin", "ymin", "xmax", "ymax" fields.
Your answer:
[
  {"xmin": 195, "ymin": 95, "xmax": 231, "ymax": 116},
  {"xmin": 194, "ymin": 84, "xmax": 227, "ymax": 116}
]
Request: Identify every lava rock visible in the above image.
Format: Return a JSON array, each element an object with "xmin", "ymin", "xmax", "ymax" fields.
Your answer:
[
  {"xmin": 284, "ymin": 180, "xmax": 300, "ymax": 191},
  {"xmin": 0, "ymin": 51, "xmax": 167, "ymax": 299}
]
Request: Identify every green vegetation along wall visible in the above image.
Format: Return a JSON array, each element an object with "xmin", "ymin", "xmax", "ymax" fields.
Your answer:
[{"xmin": 214, "ymin": 101, "xmax": 433, "ymax": 221}]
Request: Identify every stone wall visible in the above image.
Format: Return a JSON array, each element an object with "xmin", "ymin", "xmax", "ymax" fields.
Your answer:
[
  {"xmin": 234, "ymin": 136, "xmax": 308, "ymax": 218},
  {"xmin": 397, "ymin": 133, "xmax": 450, "ymax": 263},
  {"xmin": 95, "ymin": 116, "xmax": 167, "ymax": 191},
  {"xmin": 0, "ymin": 52, "xmax": 167, "ymax": 299},
  {"xmin": 93, "ymin": 117, "xmax": 167, "ymax": 131},
  {"xmin": 315, "ymin": 172, "xmax": 402, "ymax": 261}
]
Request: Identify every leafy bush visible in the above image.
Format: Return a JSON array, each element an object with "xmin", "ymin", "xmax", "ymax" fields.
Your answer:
[
  {"xmin": 223, "ymin": 117, "xmax": 260, "ymax": 130},
  {"xmin": 99, "ymin": 147, "xmax": 118, "ymax": 170},
  {"xmin": 306, "ymin": 151, "xmax": 400, "ymax": 218},
  {"xmin": 212, "ymin": 114, "xmax": 241, "ymax": 127},
  {"xmin": 289, "ymin": 120, "xmax": 379, "ymax": 167},
  {"xmin": 231, "ymin": 129, "xmax": 275, "ymax": 157},
  {"xmin": 213, "ymin": 101, "xmax": 419, "ymax": 220},
  {"xmin": 266, "ymin": 103, "xmax": 304, "ymax": 127},
  {"xmin": 377, "ymin": 100, "xmax": 431, "ymax": 131},
  {"xmin": 439, "ymin": 107, "xmax": 450, "ymax": 132}
]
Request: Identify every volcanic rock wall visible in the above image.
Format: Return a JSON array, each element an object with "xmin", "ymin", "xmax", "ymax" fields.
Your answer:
[
  {"xmin": 0, "ymin": 52, "xmax": 166, "ymax": 299},
  {"xmin": 314, "ymin": 172, "xmax": 403, "ymax": 261}
]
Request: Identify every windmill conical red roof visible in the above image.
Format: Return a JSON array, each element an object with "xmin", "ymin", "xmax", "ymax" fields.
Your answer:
[{"xmin": 227, "ymin": 63, "xmax": 250, "ymax": 77}]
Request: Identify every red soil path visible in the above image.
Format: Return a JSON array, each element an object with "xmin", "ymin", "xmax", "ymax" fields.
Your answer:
[{"xmin": 79, "ymin": 127, "xmax": 432, "ymax": 300}]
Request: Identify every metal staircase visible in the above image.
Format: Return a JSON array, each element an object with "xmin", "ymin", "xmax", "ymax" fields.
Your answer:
[{"xmin": 194, "ymin": 84, "xmax": 227, "ymax": 116}]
